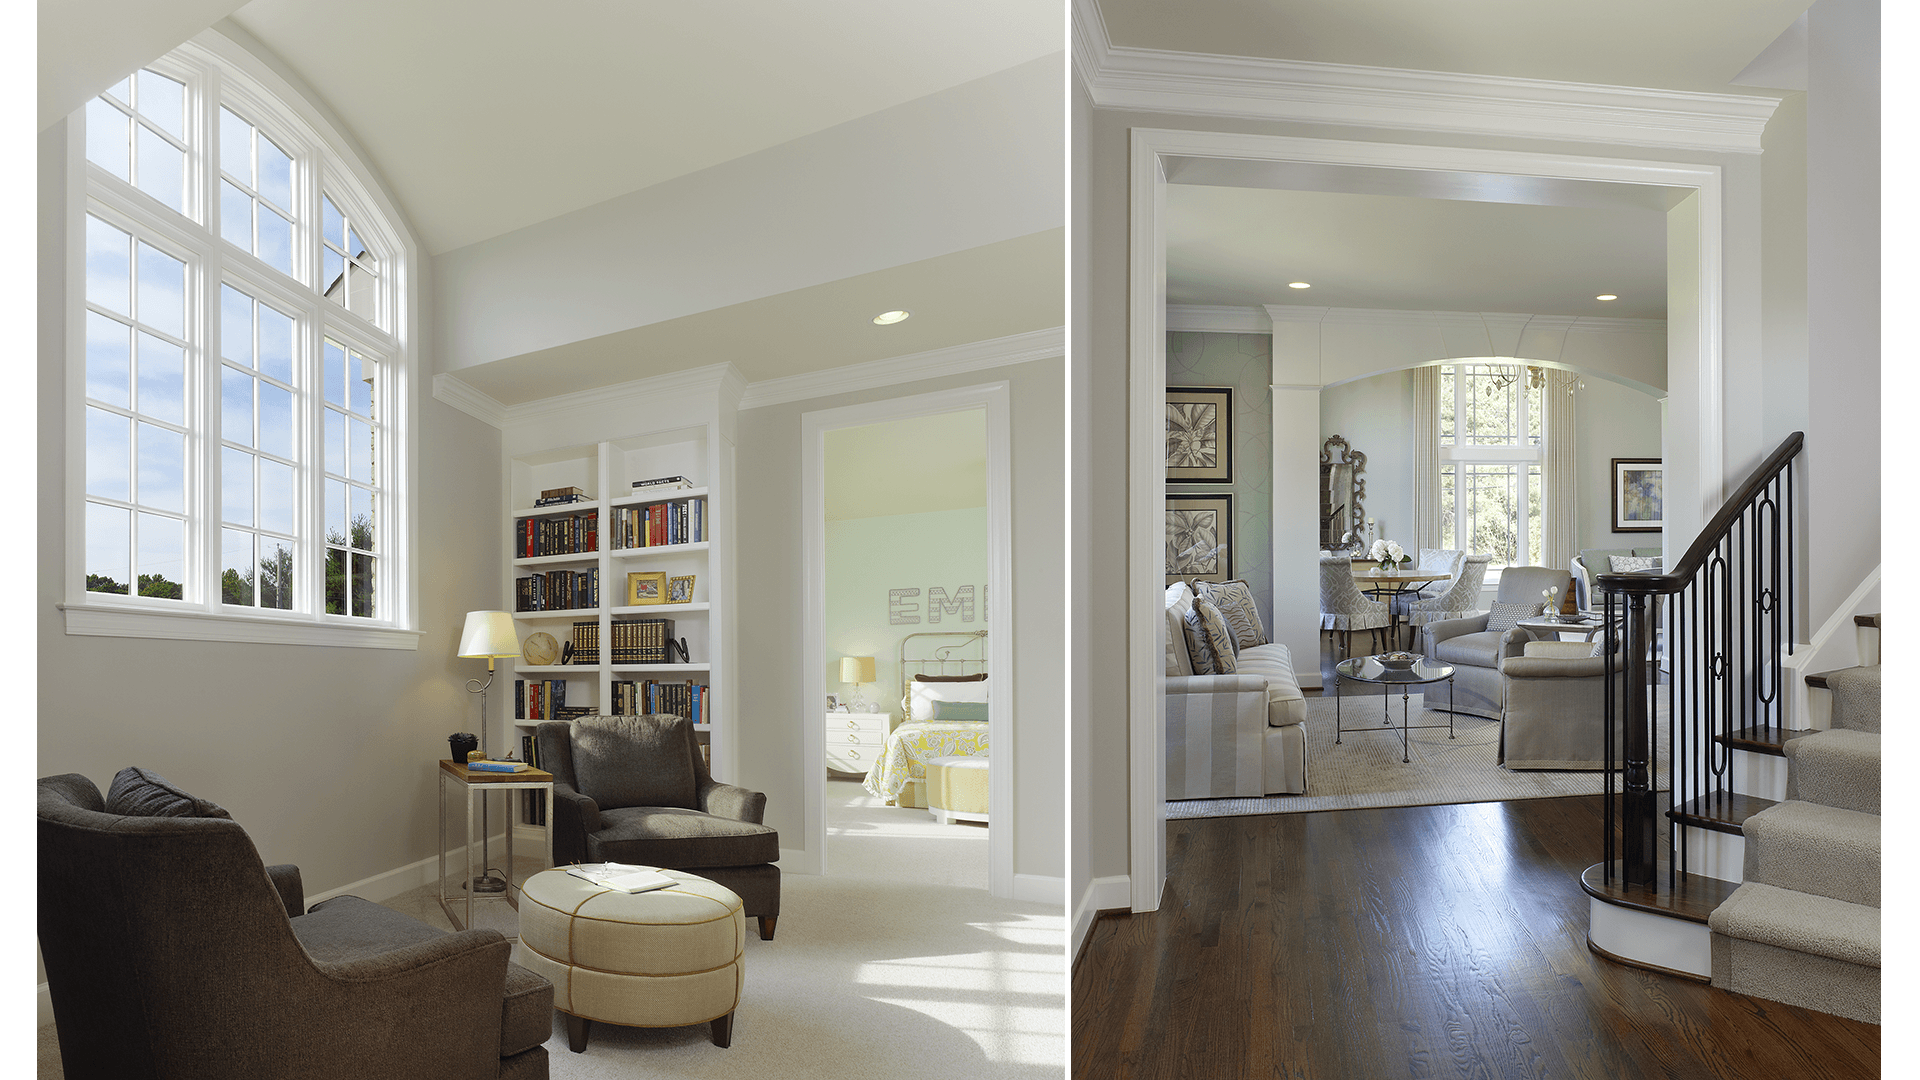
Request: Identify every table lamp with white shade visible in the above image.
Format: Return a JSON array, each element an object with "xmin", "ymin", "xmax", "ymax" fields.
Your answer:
[
  {"xmin": 457, "ymin": 610, "xmax": 521, "ymax": 894},
  {"xmin": 839, "ymin": 655, "xmax": 877, "ymax": 713}
]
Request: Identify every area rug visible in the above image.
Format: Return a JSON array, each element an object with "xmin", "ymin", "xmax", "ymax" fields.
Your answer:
[{"xmin": 1168, "ymin": 693, "xmax": 1670, "ymax": 820}]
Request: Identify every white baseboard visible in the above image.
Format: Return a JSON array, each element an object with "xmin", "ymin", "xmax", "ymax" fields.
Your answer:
[
  {"xmin": 1012, "ymin": 874, "xmax": 1065, "ymax": 905},
  {"xmin": 308, "ymin": 829, "xmax": 517, "ymax": 907},
  {"xmin": 1073, "ymin": 875, "xmax": 1132, "ymax": 957}
]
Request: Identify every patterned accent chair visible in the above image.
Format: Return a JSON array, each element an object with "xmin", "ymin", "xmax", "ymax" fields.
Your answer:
[
  {"xmin": 1421, "ymin": 565, "xmax": 1576, "ymax": 719},
  {"xmin": 538, "ymin": 714, "xmax": 781, "ymax": 940},
  {"xmin": 1320, "ymin": 556, "xmax": 1390, "ymax": 659},
  {"xmin": 1404, "ymin": 554, "xmax": 1492, "ymax": 632},
  {"xmin": 1392, "ymin": 549, "xmax": 1466, "ymax": 613},
  {"xmin": 37, "ymin": 770, "xmax": 553, "ymax": 1080}
]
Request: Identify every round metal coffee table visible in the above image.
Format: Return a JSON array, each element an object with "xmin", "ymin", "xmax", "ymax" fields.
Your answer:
[{"xmin": 1333, "ymin": 655, "xmax": 1456, "ymax": 763}]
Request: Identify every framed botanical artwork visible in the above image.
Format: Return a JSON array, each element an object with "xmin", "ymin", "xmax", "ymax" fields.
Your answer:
[
  {"xmin": 1166, "ymin": 493, "xmax": 1233, "ymax": 586},
  {"xmin": 1166, "ymin": 386, "xmax": 1233, "ymax": 483},
  {"xmin": 667, "ymin": 575, "xmax": 696, "ymax": 604},
  {"xmin": 1611, "ymin": 458, "xmax": 1664, "ymax": 533},
  {"xmin": 626, "ymin": 570, "xmax": 667, "ymax": 605}
]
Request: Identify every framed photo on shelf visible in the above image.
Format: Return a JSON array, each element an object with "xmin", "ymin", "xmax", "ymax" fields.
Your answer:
[
  {"xmin": 1611, "ymin": 458, "xmax": 1664, "ymax": 533},
  {"xmin": 1166, "ymin": 386, "xmax": 1233, "ymax": 484},
  {"xmin": 667, "ymin": 575, "xmax": 696, "ymax": 604},
  {"xmin": 626, "ymin": 571, "xmax": 667, "ymax": 605},
  {"xmin": 1166, "ymin": 493, "xmax": 1233, "ymax": 586},
  {"xmin": 826, "ymin": 694, "xmax": 843, "ymax": 712}
]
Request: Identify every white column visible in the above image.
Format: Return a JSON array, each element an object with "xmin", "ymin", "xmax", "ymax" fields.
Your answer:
[{"xmin": 1272, "ymin": 385, "xmax": 1324, "ymax": 688}]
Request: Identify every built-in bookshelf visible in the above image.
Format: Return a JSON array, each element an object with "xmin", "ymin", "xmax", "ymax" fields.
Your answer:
[{"xmin": 502, "ymin": 425, "xmax": 726, "ymax": 794}]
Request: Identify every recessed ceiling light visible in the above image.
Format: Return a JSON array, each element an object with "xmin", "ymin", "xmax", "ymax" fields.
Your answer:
[
  {"xmin": 872, "ymin": 309, "xmax": 911, "ymax": 325},
  {"xmin": 1595, "ymin": 294, "xmax": 1618, "ymax": 301},
  {"xmin": 1288, "ymin": 282, "xmax": 1312, "ymax": 289}
]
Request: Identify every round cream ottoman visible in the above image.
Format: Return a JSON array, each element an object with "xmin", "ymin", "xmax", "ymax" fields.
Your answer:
[
  {"xmin": 925, "ymin": 754, "xmax": 989, "ymax": 825},
  {"xmin": 518, "ymin": 867, "xmax": 745, "ymax": 1050}
]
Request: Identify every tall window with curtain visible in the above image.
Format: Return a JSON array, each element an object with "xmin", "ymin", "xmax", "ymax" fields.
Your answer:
[{"xmin": 1438, "ymin": 362, "xmax": 1543, "ymax": 571}]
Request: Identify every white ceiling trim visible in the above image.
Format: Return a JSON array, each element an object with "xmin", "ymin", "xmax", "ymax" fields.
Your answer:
[
  {"xmin": 1072, "ymin": 0, "xmax": 1779, "ymax": 154},
  {"xmin": 1261, "ymin": 305, "xmax": 1666, "ymax": 334},
  {"xmin": 737, "ymin": 326, "xmax": 1064, "ymax": 410},
  {"xmin": 1166, "ymin": 305, "xmax": 1270, "ymax": 333},
  {"xmin": 433, "ymin": 327, "xmax": 1065, "ymax": 427}
]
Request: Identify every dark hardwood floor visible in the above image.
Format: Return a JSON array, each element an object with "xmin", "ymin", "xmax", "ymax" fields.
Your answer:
[{"xmin": 1071, "ymin": 795, "xmax": 1880, "ymax": 1079}]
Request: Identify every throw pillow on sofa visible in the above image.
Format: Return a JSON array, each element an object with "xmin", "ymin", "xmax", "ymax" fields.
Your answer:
[
  {"xmin": 1197, "ymin": 579, "xmax": 1267, "ymax": 649},
  {"xmin": 1165, "ymin": 581, "xmax": 1198, "ymax": 676},
  {"xmin": 1184, "ymin": 597, "xmax": 1238, "ymax": 675},
  {"xmin": 1485, "ymin": 600, "xmax": 1542, "ymax": 633}
]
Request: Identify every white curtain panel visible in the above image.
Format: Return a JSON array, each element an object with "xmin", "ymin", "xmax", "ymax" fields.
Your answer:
[
  {"xmin": 1410, "ymin": 365, "xmax": 1441, "ymax": 550},
  {"xmin": 1542, "ymin": 370, "xmax": 1579, "ymax": 572}
]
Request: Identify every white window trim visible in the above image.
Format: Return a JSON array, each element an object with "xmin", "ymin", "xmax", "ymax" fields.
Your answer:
[
  {"xmin": 63, "ymin": 30, "xmax": 419, "ymax": 649},
  {"xmin": 1439, "ymin": 361, "xmax": 1543, "ymax": 576}
]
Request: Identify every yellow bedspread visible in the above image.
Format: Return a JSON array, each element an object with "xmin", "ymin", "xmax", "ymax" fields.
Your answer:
[{"xmin": 862, "ymin": 720, "xmax": 988, "ymax": 801}]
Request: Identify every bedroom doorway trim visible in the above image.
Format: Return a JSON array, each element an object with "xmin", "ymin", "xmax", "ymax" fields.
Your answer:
[
  {"xmin": 800, "ymin": 381, "xmax": 1014, "ymax": 896},
  {"xmin": 1126, "ymin": 126, "xmax": 1726, "ymax": 913}
]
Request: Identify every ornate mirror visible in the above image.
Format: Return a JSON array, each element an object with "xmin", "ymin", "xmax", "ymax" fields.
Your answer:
[{"xmin": 1320, "ymin": 435, "xmax": 1366, "ymax": 552}]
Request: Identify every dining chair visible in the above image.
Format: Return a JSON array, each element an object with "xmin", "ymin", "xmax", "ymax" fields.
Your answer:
[{"xmin": 1319, "ymin": 556, "xmax": 1391, "ymax": 660}]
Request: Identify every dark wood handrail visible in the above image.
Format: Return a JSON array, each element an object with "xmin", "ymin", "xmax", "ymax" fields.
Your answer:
[{"xmin": 1592, "ymin": 431, "xmax": 1803, "ymax": 596}]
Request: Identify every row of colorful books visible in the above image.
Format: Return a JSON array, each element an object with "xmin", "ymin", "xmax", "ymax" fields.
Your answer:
[
  {"xmin": 517, "ymin": 509, "xmax": 599, "ymax": 558},
  {"xmin": 515, "ymin": 568, "xmax": 599, "ymax": 612},
  {"xmin": 609, "ymin": 498, "xmax": 705, "ymax": 549},
  {"xmin": 612, "ymin": 679, "xmax": 709, "ymax": 724},
  {"xmin": 514, "ymin": 679, "xmax": 591, "ymax": 721}
]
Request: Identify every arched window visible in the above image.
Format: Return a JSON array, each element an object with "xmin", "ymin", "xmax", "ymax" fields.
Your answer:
[{"xmin": 68, "ymin": 34, "xmax": 414, "ymax": 646}]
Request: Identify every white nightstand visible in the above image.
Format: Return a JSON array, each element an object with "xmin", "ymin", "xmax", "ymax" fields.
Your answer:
[{"xmin": 826, "ymin": 711, "xmax": 892, "ymax": 775}]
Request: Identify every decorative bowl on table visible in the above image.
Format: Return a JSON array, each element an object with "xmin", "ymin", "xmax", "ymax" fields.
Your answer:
[{"xmin": 1377, "ymin": 651, "xmax": 1419, "ymax": 669}]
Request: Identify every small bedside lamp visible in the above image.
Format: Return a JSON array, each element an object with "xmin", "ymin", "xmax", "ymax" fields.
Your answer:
[
  {"xmin": 457, "ymin": 610, "xmax": 522, "ymax": 896},
  {"xmin": 839, "ymin": 655, "xmax": 877, "ymax": 713}
]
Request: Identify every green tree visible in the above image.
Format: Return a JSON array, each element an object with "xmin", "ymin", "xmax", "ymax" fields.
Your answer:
[
  {"xmin": 87, "ymin": 573, "xmax": 128, "ymax": 595},
  {"xmin": 136, "ymin": 573, "xmax": 182, "ymax": 599},
  {"xmin": 325, "ymin": 514, "xmax": 375, "ymax": 616}
]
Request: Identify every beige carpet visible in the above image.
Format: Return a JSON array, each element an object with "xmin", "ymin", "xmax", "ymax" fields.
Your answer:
[
  {"xmin": 37, "ymin": 779, "xmax": 1064, "ymax": 1079},
  {"xmin": 1168, "ymin": 693, "xmax": 1670, "ymax": 819}
]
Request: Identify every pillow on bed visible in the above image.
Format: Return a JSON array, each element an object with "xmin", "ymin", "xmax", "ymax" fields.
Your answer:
[
  {"xmin": 909, "ymin": 674, "xmax": 988, "ymax": 721},
  {"xmin": 930, "ymin": 700, "xmax": 988, "ymax": 721}
]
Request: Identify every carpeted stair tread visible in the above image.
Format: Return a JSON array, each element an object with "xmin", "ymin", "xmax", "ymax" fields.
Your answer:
[
  {"xmin": 1822, "ymin": 664, "xmax": 1880, "ymax": 733},
  {"xmin": 1783, "ymin": 729, "xmax": 1880, "ymax": 816},
  {"xmin": 1708, "ymin": 881, "xmax": 1880, "ymax": 969},
  {"xmin": 1741, "ymin": 800, "xmax": 1879, "ymax": 908}
]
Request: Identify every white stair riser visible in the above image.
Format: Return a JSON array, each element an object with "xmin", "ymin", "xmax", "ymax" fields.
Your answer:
[
  {"xmin": 1806, "ymin": 685, "xmax": 1832, "ymax": 731},
  {"xmin": 1856, "ymin": 624, "xmax": 1879, "ymax": 668},
  {"xmin": 1589, "ymin": 897, "xmax": 1714, "ymax": 979},
  {"xmin": 1731, "ymin": 748, "xmax": 1789, "ymax": 802},
  {"xmin": 1679, "ymin": 826, "xmax": 1746, "ymax": 882}
]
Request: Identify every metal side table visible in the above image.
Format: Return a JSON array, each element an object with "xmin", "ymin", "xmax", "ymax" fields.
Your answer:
[{"xmin": 437, "ymin": 760, "xmax": 554, "ymax": 931}]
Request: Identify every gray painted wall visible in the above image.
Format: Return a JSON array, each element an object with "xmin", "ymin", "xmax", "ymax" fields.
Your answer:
[{"xmin": 1167, "ymin": 332, "xmax": 1274, "ymax": 632}]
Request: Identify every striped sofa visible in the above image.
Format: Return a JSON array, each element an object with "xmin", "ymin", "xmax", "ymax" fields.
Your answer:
[{"xmin": 1165, "ymin": 583, "xmax": 1308, "ymax": 799}]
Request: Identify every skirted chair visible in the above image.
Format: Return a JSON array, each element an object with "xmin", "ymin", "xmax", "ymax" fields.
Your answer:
[
  {"xmin": 1420, "ymin": 565, "xmax": 1576, "ymax": 719},
  {"xmin": 1320, "ymin": 555, "xmax": 1390, "ymax": 659},
  {"xmin": 1391, "ymin": 548, "xmax": 1467, "ymax": 615},
  {"xmin": 1497, "ymin": 628, "xmax": 1627, "ymax": 769},
  {"xmin": 38, "ymin": 769, "xmax": 553, "ymax": 1080},
  {"xmin": 1404, "ymin": 554, "xmax": 1492, "ymax": 632},
  {"xmin": 537, "ymin": 714, "xmax": 781, "ymax": 940}
]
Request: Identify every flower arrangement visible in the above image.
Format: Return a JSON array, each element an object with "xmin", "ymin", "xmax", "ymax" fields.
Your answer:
[
  {"xmin": 1542, "ymin": 585, "xmax": 1561, "ymax": 621},
  {"xmin": 1369, "ymin": 538, "xmax": 1409, "ymax": 574}
]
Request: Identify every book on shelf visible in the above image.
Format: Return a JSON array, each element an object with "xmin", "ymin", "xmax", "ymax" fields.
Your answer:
[
  {"xmin": 515, "ymin": 567, "xmax": 600, "ymax": 612},
  {"xmin": 609, "ymin": 617, "xmax": 674, "ymax": 663},
  {"xmin": 611, "ymin": 679, "xmax": 707, "ymax": 722},
  {"xmin": 610, "ymin": 497, "xmax": 706, "ymax": 550},
  {"xmin": 516, "ymin": 509, "xmax": 599, "ymax": 558},
  {"xmin": 631, "ymin": 475, "xmax": 692, "ymax": 491},
  {"xmin": 514, "ymin": 678, "xmax": 569, "ymax": 720},
  {"xmin": 467, "ymin": 760, "xmax": 530, "ymax": 773},
  {"xmin": 570, "ymin": 620, "xmax": 600, "ymax": 665},
  {"xmin": 533, "ymin": 493, "xmax": 589, "ymax": 507},
  {"xmin": 566, "ymin": 863, "xmax": 675, "ymax": 894},
  {"xmin": 540, "ymin": 486, "xmax": 585, "ymax": 499}
]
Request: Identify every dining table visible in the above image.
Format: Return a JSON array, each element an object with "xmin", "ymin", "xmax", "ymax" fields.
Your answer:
[{"xmin": 1350, "ymin": 563, "xmax": 1450, "ymax": 650}]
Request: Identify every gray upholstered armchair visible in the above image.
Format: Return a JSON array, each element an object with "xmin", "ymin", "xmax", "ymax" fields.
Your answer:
[
  {"xmin": 38, "ymin": 769, "xmax": 552, "ymax": 1080},
  {"xmin": 1498, "ymin": 630, "xmax": 1626, "ymax": 769},
  {"xmin": 1420, "ymin": 565, "xmax": 1574, "ymax": 718},
  {"xmin": 537, "ymin": 714, "xmax": 781, "ymax": 940}
]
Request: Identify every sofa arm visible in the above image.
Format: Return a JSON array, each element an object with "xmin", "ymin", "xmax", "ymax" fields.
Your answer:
[
  {"xmin": 264, "ymin": 864, "xmax": 304, "ymax": 919},
  {"xmin": 304, "ymin": 930, "xmax": 520, "ymax": 1074},
  {"xmin": 1167, "ymin": 674, "xmax": 1271, "ymax": 695},
  {"xmin": 1500, "ymin": 655, "xmax": 1610, "ymax": 679},
  {"xmin": 700, "ymin": 781, "xmax": 766, "ymax": 824},
  {"xmin": 1423, "ymin": 613, "xmax": 1490, "ymax": 653},
  {"xmin": 549, "ymin": 782, "xmax": 600, "ymax": 865}
]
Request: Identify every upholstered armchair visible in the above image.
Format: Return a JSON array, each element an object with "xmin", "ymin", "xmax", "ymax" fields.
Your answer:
[
  {"xmin": 1420, "ymin": 565, "xmax": 1575, "ymax": 718},
  {"xmin": 1391, "ymin": 548, "xmax": 1466, "ymax": 614},
  {"xmin": 1320, "ymin": 556, "xmax": 1390, "ymax": 659},
  {"xmin": 1498, "ymin": 629, "xmax": 1626, "ymax": 769},
  {"xmin": 38, "ymin": 769, "xmax": 553, "ymax": 1080},
  {"xmin": 537, "ymin": 714, "xmax": 781, "ymax": 940}
]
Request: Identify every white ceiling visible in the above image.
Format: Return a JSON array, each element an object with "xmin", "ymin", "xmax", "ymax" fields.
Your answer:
[
  {"xmin": 826, "ymin": 410, "xmax": 987, "ymax": 522},
  {"xmin": 1095, "ymin": 0, "xmax": 1813, "ymax": 97},
  {"xmin": 225, "ymin": 0, "xmax": 1064, "ymax": 256},
  {"xmin": 1167, "ymin": 186, "xmax": 1668, "ymax": 319}
]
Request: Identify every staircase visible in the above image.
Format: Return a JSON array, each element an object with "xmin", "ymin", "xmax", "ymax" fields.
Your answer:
[{"xmin": 1707, "ymin": 633, "xmax": 1880, "ymax": 1024}]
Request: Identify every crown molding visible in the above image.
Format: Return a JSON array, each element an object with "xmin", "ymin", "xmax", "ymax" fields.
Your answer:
[
  {"xmin": 1075, "ymin": 0, "xmax": 1779, "ymax": 154},
  {"xmin": 435, "ymin": 329, "xmax": 1065, "ymax": 427},
  {"xmin": 1261, "ymin": 305, "xmax": 1664, "ymax": 334},
  {"xmin": 737, "ymin": 326, "xmax": 1064, "ymax": 410},
  {"xmin": 1166, "ymin": 304, "xmax": 1270, "ymax": 332}
]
